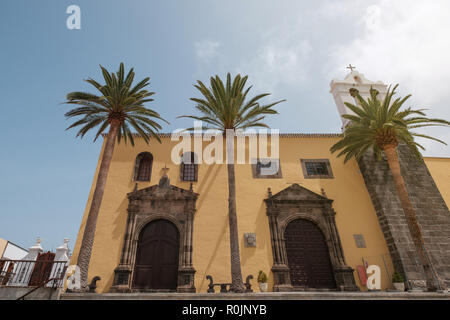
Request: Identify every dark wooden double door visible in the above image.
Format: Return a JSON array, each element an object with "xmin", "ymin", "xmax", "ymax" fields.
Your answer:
[
  {"xmin": 133, "ymin": 219, "xmax": 179, "ymax": 291},
  {"xmin": 285, "ymin": 219, "xmax": 336, "ymax": 290}
]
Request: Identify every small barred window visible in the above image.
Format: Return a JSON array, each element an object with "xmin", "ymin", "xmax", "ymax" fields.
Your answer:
[
  {"xmin": 134, "ymin": 152, "xmax": 153, "ymax": 181},
  {"xmin": 300, "ymin": 159, "xmax": 333, "ymax": 179},
  {"xmin": 180, "ymin": 152, "xmax": 198, "ymax": 182},
  {"xmin": 305, "ymin": 162, "xmax": 329, "ymax": 176}
]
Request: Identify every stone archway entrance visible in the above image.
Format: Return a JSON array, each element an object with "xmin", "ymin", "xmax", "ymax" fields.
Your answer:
[
  {"xmin": 265, "ymin": 184, "xmax": 359, "ymax": 292},
  {"xmin": 133, "ymin": 219, "xmax": 180, "ymax": 290},
  {"xmin": 110, "ymin": 176, "xmax": 197, "ymax": 293},
  {"xmin": 285, "ymin": 219, "xmax": 336, "ymax": 290}
]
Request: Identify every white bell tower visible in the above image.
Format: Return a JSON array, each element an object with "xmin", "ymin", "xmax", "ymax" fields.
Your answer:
[{"xmin": 330, "ymin": 65, "xmax": 388, "ymax": 129}]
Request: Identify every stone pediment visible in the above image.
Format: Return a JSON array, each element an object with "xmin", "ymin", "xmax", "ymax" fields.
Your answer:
[
  {"xmin": 265, "ymin": 183, "xmax": 331, "ymax": 203},
  {"xmin": 128, "ymin": 183, "xmax": 198, "ymax": 201}
]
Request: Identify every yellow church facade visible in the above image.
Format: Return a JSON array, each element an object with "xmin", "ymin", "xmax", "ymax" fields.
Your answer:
[
  {"xmin": 69, "ymin": 70, "xmax": 450, "ymax": 293},
  {"xmin": 69, "ymin": 134, "xmax": 450, "ymax": 293}
]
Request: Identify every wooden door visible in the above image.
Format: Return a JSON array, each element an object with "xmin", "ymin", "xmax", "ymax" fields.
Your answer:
[
  {"xmin": 133, "ymin": 219, "xmax": 179, "ymax": 290},
  {"xmin": 285, "ymin": 219, "xmax": 336, "ymax": 289},
  {"xmin": 28, "ymin": 252, "xmax": 55, "ymax": 286}
]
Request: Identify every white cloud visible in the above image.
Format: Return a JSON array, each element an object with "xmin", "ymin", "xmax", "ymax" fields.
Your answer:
[
  {"xmin": 331, "ymin": 0, "xmax": 450, "ymax": 156},
  {"xmin": 190, "ymin": 1, "xmax": 449, "ymax": 154},
  {"xmin": 237, "ymin": 40, "xmax": 312, "ymax": 94},
  {"xmin": 194, "ymin": 40, "xmax": 221, "ymax": 63},
  {"xmin": 235, "ymin": 20, "xmax": 312, "ymax": 95},
  {"xmin": 193, "ymin": 22, "xmax": 312, "ymax": 100},
  {"xmin": 333, "ymin": 0, "xmax": 450, "ymax": 105}
]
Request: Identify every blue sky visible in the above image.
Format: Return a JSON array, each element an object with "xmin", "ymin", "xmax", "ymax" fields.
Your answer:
[{"xmin": 1, "ymin": 0, "xmax": 449, "ymax": 251}]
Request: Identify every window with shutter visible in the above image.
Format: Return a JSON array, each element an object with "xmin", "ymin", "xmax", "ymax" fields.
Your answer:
[
  {"xmin": 134, "ymin": 152, "xmax": 153, "ymax": 181},
  {"xmin": 180, "ymin": 152, "xmax": 198, "ymax": 182}
]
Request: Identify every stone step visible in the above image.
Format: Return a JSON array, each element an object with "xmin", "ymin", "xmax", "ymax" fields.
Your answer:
[{"xmin": 60, "ymin": 291, "xmax": 450, "ymax": 300}]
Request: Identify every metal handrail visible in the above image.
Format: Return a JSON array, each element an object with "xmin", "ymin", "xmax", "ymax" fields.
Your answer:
[{"xmin": 16, "ymin": 275, "xmax": 65, "ymax": 300}]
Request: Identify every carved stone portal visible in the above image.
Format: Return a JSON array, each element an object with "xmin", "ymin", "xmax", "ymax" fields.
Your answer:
[
  {"xmin": 265, "ymin": 184, "xmax": 359, "ymax": 292},
  {"xmin": 110, "ymin": 180, "xmax": 198, "ymax": 293}
]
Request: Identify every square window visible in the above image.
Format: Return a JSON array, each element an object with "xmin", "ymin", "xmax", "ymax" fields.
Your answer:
[
  {"xmin": 300, "ymin": 159, "xmax": 334, "ymax": 179},
  {"xmin": 252, "ymin": 158, "xmax": 282, "ymax": 179},
  {"xmin": 305, "ymin": 162, "xmax": 329, "ymax": 176}
]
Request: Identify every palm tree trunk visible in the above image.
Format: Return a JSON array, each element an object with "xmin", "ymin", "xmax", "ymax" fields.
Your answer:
[
  {"xmin": 226, "ymin": 132, "xmax": 245, "ymax": 292},
  {"xmin": 383, "ymin": 144, "xmax": 441, "ymax": 290},
  {"xmin": 77, "ymin": 120, "xmax": 120, "ymax": 290}
]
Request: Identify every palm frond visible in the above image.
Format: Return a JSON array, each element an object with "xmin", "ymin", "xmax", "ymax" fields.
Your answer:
[
  {"xmin": 331, "ymin": 84, "xmax": 449, "ymax": 163},
  {"xmin": 64, "ymin": 63, "xmax": 167, "ymax": 143},
  {"xmin": 184, "ymin": 73, "xmax": 284, "ymax": 133}
]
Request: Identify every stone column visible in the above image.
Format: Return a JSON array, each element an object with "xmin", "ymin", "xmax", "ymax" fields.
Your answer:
[
  {"xmin": 110, "ymin": 211, "xmax": 136, "ymax": 292},
  {"xmin": 177, "ymin": 201, "xmax": 196, "ymax": 293},
  {"xmin": 324, "ymin": 205, "xmax": 359, "ymax": 291},
  {"xmin": 267, "ymin": 207, "xmax": 293, "ymax": 292}
]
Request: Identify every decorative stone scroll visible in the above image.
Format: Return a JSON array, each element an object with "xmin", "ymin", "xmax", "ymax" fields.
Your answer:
[{"xmin": 264, "ymin": 184, "xmax": 359, "ymax": 292}]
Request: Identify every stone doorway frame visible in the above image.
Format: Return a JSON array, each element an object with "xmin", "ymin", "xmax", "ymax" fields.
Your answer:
[
  {"xmin": 110, "ymin": 182, "xmax": 197, "ymax": 293},
  {"xmin": 264, "ymin": 184, "xmax": 359, "ymax": 292}
]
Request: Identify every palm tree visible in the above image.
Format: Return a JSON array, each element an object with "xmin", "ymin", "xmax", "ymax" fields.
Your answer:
[
  {"xmin": 64, "ymin": 63, "xmax": 168, "ymax": 289},
  {"xmin": 180, "ymin": 73, "xmax": 285, "ymax": 292},
  {"xmin": 330, "ymin": 84, "xmax": 449, "ymax": 290}
]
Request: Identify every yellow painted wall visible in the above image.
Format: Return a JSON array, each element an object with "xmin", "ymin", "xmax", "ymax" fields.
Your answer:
[
  {"xmin": 70, "ymin": 135, "xmax": 396, "ymax": 293},
  {"xmin": 0, "ymin": 238, "xmax": 7, "ymax": 259},
  {"xmin": 424, "ymin": 157, "xmax": 450, "ymax": 208}
]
